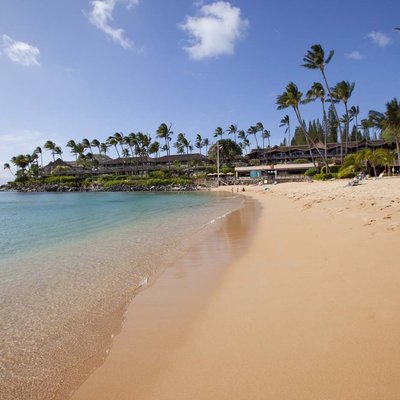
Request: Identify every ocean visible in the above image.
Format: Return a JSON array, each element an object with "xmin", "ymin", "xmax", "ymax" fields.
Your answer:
[{"xmin": 0, "ymin": 191, "xmax": 243, "ymax": 400}]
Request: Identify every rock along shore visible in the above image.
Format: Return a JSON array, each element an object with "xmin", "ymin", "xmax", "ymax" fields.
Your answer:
[{"xmin": 0, "ymin": 183, "xmax": 208, "ymax": 193}]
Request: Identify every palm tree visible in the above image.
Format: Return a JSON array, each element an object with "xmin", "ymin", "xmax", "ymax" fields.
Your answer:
[
  {"xmin": 256, "ymin": 122, "xmax": 265, "ymax": 161},
  {"xmin": 100, "ymin": 142, "xmax": 109, "ymax": 157},
  {"xmin": 195, "ymin": 134, "xmax": 203, "ymax": 154},
  {"xmin": 262, "ymin": 130, "xmax": 271, "ymax": 165},
  {"xmin": 156, "ymin": 123, "xmax": 173, "ymax": 158},
  {"xmin": 106, "ymin": 136, "xmax": 121, "ymax": 158},
  {"xmin": 113, "ymin": 132, "xmax": 125, "ymax": 156},
  {"xmin": 227, "ymin": 124, "xmax": 238, "ymax": 143},
  {"xmin": 306, "ymin": 82, "xmax": 329, "ymax": 162},
  {"xmin": 44, "ymin": 140, "xmax": 57, "ymax": 162},
  {"xmin": 202, "ymin": 138, "xmax": 210, "ymax": 155},
  {"xmin": 331, "ymin": 81, "xmax": 355, "ymax": 154},
  {"xmin": 247, "ymin": 125, "xmax": 259, "ymax": 150},
  {"xmin": 276, "ymin": 82, "xmax": 325, "ymax": 167},
  {"xmin": 66, "ymin": 140, "xmax": 79, "ymax": 161},
  {"xmin": 54, "ymin": 146, "xmax": 63, "ymax": 160},
  {"xmin": 149, "ymin": 141, "xmax": 160, "ymax": 158},
  {"xmin": 369, "ymin": 98, "xmax": 400, "ymax": 166},
  {"xmin": 3, "ymin": 163, "xmax": 14, "ymax": 176},
  {"xmin": 213, "ymin": 127, "xmax": 224, "ymax": 141},
  {"xmin": 34, "ymin": 147, "xmax": 43, "ymax": 168},
  {"xmin": 302, "ymin": 44, "xmax": 345, "ymax": 162},
  {"xmin": 238, "ymin": 130, "xmax": 250, "ymax": 154},
  {"xmin": 279, "ymin": 115, "xmax": 291, "ymax": 146},
  {"xmin": 81, "ymin": 138, "xmax": 93, "ymax": 155},
  {"xmin": 91, "ymin": 139, "xmax": 101, "ymax": 156},
  {"xmin": 349, "ymin": 105, "xmax": 360, "ymax": 148}
]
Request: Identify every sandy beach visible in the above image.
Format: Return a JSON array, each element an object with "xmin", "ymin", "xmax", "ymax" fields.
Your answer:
[{"xmin": 71, "ymin": 177, "xmax": 400, "ymax": 400}]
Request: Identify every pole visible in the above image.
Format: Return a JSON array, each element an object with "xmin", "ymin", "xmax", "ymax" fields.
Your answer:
[{"xmin": 217, "ymin": 140, "xmax": 220, "ymax": 187}]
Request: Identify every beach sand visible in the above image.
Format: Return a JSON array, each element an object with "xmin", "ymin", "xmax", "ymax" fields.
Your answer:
[{"xmin": 71, "ymin": 177, "xmax": 400, "ymax": 400}]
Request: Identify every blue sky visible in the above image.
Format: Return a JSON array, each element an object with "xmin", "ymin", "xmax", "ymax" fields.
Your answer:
[{"xmin": 0, "ymin": 0, "xmax": 399, "ymax": 182}]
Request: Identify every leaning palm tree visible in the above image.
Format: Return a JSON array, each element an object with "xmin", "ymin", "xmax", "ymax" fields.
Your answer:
[
  {"xmin": 279, "ymin": 115, "xmax": 291, "ymax": 146},
  {"xmin": 54, "ymin": 146, "xmax": 63, "ymax": 160},
  {"xmin": 276, "ymin": 82, "xmax": 326, "ymax": 168},
  {"xmin": 302, "ymin": 44, "xmax": 345, "ymax": 162},
  {"xmin": 44, "ymin": 140, "xmax": 57, "ymax": 162},
  {"xmin": 306, "ymin": 82, "xmax": 329, "ymax": 161},
  {"xmin": 369, "ymin": 98, "xmax": 400, "ymax": 166},
  {"xmin": 91, "ymin": 139, "xmax": 101, "ymax": 156},
  {"xmin": 3, "ymin": 163, "xmax": 14, "ymax": 176},
  {"xmin": 106, "ymin": 136, "xmax": 121, "ymax": 158},
  {"xmin": 247, "ymin": 126, "xmax": 259, "ymax": 149},
  {"xmin": 81, "ymin": 138, "xmax": 93, "ymax": 154}
]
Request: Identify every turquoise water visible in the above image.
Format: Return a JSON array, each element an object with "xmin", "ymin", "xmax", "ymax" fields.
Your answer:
[{"xmin": 0, "ymin": 191, "xmax": 243, "ymax": 400}]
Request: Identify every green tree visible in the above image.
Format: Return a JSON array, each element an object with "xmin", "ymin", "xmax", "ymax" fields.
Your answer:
[
  {"xmin": 331, "ymin": 81, "xmax": 355, "ymax": 153},
  {"xmin": 302, "ymin": 44, "xmax": 345, "ymax": 162},
  {"xmin": 369, "ymin": 98, "xmax": 400, "ymax": 166},
  {"xmin": 276, "ymin": 82, "xmax": 326, "ymax": 167},
  {"xmin": 208, "ymin": 139, "xmax": 242, "ymax": 165}
]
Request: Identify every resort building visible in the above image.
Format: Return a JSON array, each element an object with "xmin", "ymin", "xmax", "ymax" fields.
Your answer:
[
  {"xmin": 247, "ymin": 139, "xmax": 395, "ymax": 164},
  {"xmin": 235, "ymin": 163, "xmax": 317, "ymax": 183},
  {"xmin": 43, "ymin": 153, "xmax": 211, "ymax": 176}
]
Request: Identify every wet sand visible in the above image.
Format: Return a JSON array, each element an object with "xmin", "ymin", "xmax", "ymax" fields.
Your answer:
[{"xmin": 72, "ymin": 178, "xmax": 400, "ymax": 400}]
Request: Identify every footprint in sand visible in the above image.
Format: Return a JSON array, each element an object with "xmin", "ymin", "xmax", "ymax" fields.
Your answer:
[{"xmin": 365, "ymin": 219, "xmax": 376, "ymax": 226}]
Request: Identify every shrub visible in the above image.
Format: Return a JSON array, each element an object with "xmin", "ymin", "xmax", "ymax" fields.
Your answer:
[
  {"xmin": 337, "ymin": 165, "xmax": 356, "ymax": 179},
  {"xmin": 304, "ymin": 168, "xmax": 319, "ymax": 177},
  {"xmin": 149, "ymin": 171, "xmax": 166, "ymax": 179},
  {"xmin": 44, "ymin": 176, "xmax": 78, "ymax": 185},
  {"xmin": 293, "ymin": 158, "xmax": 310, "ymax": 164},
  {"xmin": 313, "ymin": 173, "xmax": 333, "ymax": 181},
  {"xmin": 321, "ymin": 165, "xmax": 340, "ymax": 173}
]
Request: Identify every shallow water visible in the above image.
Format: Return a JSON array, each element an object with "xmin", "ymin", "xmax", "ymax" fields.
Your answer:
[{"xmin": 0, "ymin": 191, "xmax": 243, "ymax": 400}]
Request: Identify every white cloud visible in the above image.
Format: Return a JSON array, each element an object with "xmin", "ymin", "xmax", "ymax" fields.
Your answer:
[
  {"xmin": 87, "ymin": 0, "xmax": 138, "ymax": 49},
  {"xmin": 179, "ymin": 1, "xmax": 249, "ymax": 60},
  {"xmin": 367, "ymin": 31, "xmax": 392, "ymax": 47},
  {"xmin": 345, "ymin": 50, "xmax": 365, "ymax": 60},
  {"xmin": 0, "ymin": 35, "xmax": 40, "ymax": 66}
]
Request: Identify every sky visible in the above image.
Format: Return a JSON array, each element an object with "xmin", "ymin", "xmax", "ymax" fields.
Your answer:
[{"xmin": 0, "ymin": 0, "xmax": 399, "ymax": 182}]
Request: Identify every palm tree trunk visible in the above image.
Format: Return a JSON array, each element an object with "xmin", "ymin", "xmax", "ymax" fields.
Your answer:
[
  {"xmin": 320, "ymin": 68, "xmax": 344, "ymax": 163},
  {"xmin": 344, "ymin": 102, "xmax": 349, "ymax": 157},
  {"xmin": 321, "ymin": 100, "xmax": 329, "ymax": 171},
  {"xmin": 293, "ymin": 107, "xmax": 316, "ymax": 167}
]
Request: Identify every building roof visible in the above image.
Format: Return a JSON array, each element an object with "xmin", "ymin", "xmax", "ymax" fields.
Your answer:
[{"xmin": 235, "ymin": 163, "xmax": 316, "ymax": 172}]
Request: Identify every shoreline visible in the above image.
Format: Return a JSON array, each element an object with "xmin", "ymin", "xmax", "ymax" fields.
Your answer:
[
  {"xmin": 74, "ymin": 178, "xmax": 400, "ymax": 399},
  {"xmin": 70, "ymin": 194, "xmax": 259, "ymax": 400}
]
